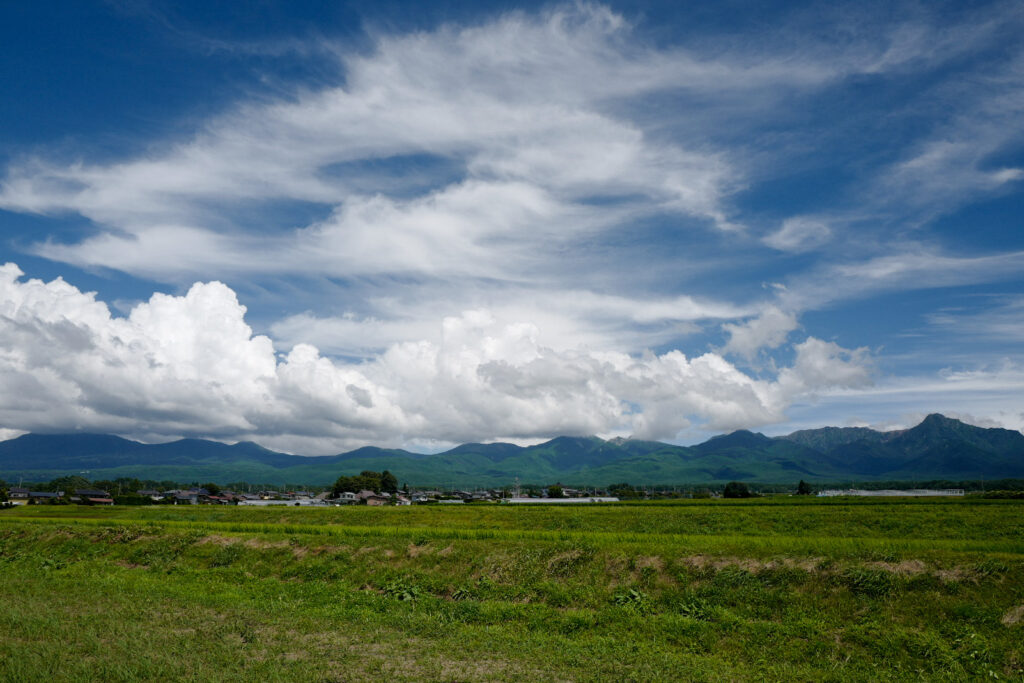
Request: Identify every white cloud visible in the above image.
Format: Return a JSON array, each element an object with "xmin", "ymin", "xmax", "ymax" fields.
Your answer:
[
  {"xmin": 776, "ymin": 337, "xmax": 873, "ymax": 395},
  {"xmin": 763, "ymin": 217, "xmax": 833, "ymax": 252},
  {"xmin": 721, "ymin": 306, "xmax": 799, "ymax": 360},
  {"xmin": 270, "ymin": 287, "xmax": 750, "ymax": 358},
  {"xmin": 926, "ymin": 296, "xmax": 1024, "ymax": 341},
  {"xmin": 1, "ymin": 2, "xmax": 957, "ymax": 286},
  {"xmin": 779, "ymin": 248, "xmax": 1024, "ymax": 312},
  {"xmin": 0, "ymin": 264, "xmax": 874, "ymax": 451},
  {"xmin": 777, "ymin": 360, "xmax": 1024, "ymax": 436},
  {"xmin": 0, "ymin": 4, "xmax": 775, "ymax": 285}
]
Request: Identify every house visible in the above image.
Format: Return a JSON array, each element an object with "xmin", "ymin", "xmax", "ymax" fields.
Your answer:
[
  {"xmin": 333, "ymin": 492, "xmax": 358, "ymax": 504},
  {"xmin": 137, "ymin": 490, "xmax": 166, "ymax": 501},
  {"xmin": 29, "ymin": 491, "xmax": 64, "ymax": 503},
  {"xmin": 75, "ymin": 489, "xmax": 110, "ymax": 498},
  {"xmin": 86, "ymin": 497, "xmax": 115, "ymax": 506},
  {"xmin": 395, "ymin": 495, "xmax": 411, "ymax": 506},
  {"xmin": 9, "ymin": 487, "xmax": 29, "ymax": 499},
  {"xmin": 201, "ymin": 495, "xmax": 231, "ymax": 505},
  {"xmin": 355, "ymin": 489, "xmax": 390, "ymax": 505}
]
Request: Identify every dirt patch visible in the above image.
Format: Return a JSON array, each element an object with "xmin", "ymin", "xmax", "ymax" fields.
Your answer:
[
  {"xmin": 332, "ymin": 639, "xmax": 542, "ymax": 681},
  {"xmin": 382, "ymin": 549, "xmax": 395, "ymax": 558},
  {"xmin": 354, "ymin": 546, "xmax": 377, "ymax": 556},
  {"xmin": 436, "ymin": 544, "xmax": 453, "ymax": 557},
  {"xmin": 679, "ymin": 555, "xmax": 770, "ymax": 572},
  {"xmin": 243, "ymin": 538, "xmax": 291, "ymax": 550},
  {"xmin": 635, "ymin": 556, "xmax": 665, "ymax": 571},
  {"xmin": 199, "ymin": 534, "xmax": 239, "ymax": 547},
  {"xmin": 1002, "ymin": 605, "xmax": 1024, "ymax": 626},
  {"xmin": 547, "ymin": 549, "xmax": 589, "ymax": 573},
  {"xmin": 935, "ymin": 568, "xmax": 971, "ymax": 583},
  {"xmin": 867, "ymin": 560, "xmax": 927, "ymax": 575},
  {"xmin": 407, "ymin": 543, "xmax": 432, "ymax": 558}
]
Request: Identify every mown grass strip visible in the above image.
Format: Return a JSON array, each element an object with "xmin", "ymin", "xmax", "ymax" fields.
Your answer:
[{"xmin": 4, "ymin": 514, "xmax": 1023, "ymax": 557}]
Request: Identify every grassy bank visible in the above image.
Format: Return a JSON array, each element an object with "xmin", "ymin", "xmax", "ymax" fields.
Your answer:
[{"xmin": 2, "ymin": 501, "xmax": 1022, "ymax": 680}]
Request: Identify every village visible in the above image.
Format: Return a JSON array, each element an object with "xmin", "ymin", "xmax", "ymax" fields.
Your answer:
[{"xmin": 2, "ymin": 484, "xmax": 621, "ymax": 507}]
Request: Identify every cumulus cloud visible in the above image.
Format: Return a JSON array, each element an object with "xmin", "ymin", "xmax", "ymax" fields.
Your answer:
[
  {"xmin": 0, "ymin": 264, "xmax": 873, "ymax": 451},
  {"xmin": 270, "ymin": 287, "xmax": 750, "ymax": 359},
  {"xmin": 721, "ymin": 306, "xmax": 799, "ymax": 360},
  {"xmin": 776, "ymin": 337, "xmax": 873, "ymax": 395}
]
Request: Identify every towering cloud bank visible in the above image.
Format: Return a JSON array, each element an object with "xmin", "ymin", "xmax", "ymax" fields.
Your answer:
[{"xmin": 0, "ymin": 264, "xmax": 871, "ymax": 452}]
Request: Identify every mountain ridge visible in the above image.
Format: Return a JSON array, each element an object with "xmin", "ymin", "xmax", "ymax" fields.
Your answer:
[{"xmin": 1, "ymin": 414, "xmax": 1022, "ymax": 486}]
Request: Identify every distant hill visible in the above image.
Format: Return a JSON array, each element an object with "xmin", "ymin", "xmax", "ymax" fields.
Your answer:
[{"xmin": 1, "ymin": 414, "xmax": 1022, "ymax": 486}]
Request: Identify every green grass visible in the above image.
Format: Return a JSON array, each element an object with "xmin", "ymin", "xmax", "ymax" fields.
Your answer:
[{"xmin": 2, "ymin": 500, "xmax": 1023, "ymax": 681}]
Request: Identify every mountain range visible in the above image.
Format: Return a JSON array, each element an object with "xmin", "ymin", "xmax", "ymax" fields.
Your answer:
[{"xmin": 1, "ymin": 414, "xmax": 1022, "ymax": 487}]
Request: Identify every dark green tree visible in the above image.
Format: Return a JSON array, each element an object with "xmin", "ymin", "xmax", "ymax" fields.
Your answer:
[
  {"xmin": 547, "ymin": 484, "xmax": 564, "ymax": 498},
  {"xmin": 333, "ymin": 470, "xmax": 390, "ymax": 497},
  {"xmin": 93, "ymin": 480, "xmax": 119, "ymax": 495},
  {"xmin": 723, "ymin": 481, "xmax": 753, "ymax": 498},
  {"xmin": 202, "ymin": 482, "xmax": 221, "ymax": 495},
  {"xmin": 48, "ymin": 475, "xmax": 90, "ymax": 493},
  {"xmin": 608, "ymin": 482, "xmax": 641, "ymax": 498},
  {"xmin": 796, "ymin": 480, "xmax": 814, "ymax": 495}
]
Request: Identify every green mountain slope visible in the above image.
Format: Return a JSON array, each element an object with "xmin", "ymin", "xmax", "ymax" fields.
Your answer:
[{"xmin": 1, "ymin": 414, "xmax": 1022, "ymax": 486}]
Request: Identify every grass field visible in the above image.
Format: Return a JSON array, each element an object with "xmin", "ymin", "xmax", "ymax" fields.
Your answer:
[{"xmin": 2, "ymin": 500, "xmax": 1023, "ymax": 681}]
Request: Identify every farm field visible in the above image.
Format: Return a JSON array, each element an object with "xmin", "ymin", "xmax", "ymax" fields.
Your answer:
[{"xmin": 2, "ymin": 500, "xmax": 1023, "ymax": 681}]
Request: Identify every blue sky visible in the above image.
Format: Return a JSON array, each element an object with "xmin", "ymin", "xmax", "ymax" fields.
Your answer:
[{"xmin": 1, "ymin": 1, "xmax": 1022, "ymax": 453}]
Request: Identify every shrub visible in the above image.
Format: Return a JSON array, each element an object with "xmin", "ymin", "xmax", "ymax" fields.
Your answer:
[
  {"xmin": 611, "ymin": 588, "xmax": 649, "ymax": 612},
  {"xmin": 381, "ymin": 578, "xmax": 423, "ymax": 601},
  {"xmin": 723, "ymin": 482, "xmax": 753, "ymax": 498}
]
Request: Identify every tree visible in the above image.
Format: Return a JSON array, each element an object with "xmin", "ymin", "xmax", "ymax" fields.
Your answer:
[
  {"xmin": 723, "ymin": 481, "xmax": 753, "ymax": 498},
  {"xmin": 608, "ymin": 482, "xmax": 640, "ymax": 498},
  {"xmin": 796, "ymin": 480, "xmax": 814, "ymax": 496},
  {"xmin": 547, "ymin": 484, "xmax": 564, "ymax": 498},
  {"xmin": 202, "ymin": 482, "xmax": 221, "ymax": 495},
  {"xmin": 333, "ymin": 470, "xmax": 391, "ymax": 497},
  {"xmin": 49, "ymin": 475, "xmax": 90, "ymax": 493}
]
